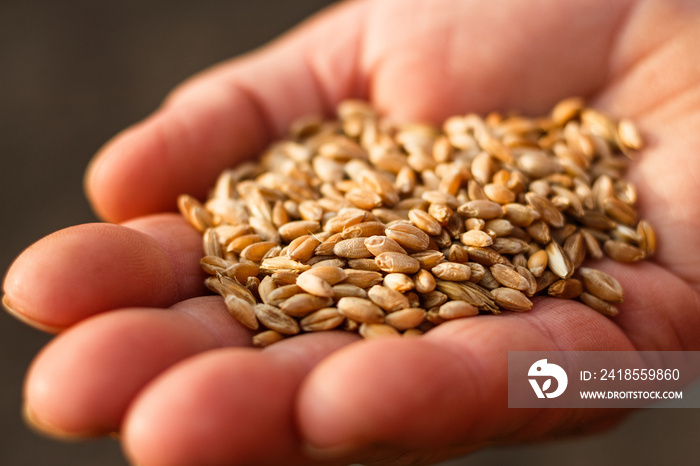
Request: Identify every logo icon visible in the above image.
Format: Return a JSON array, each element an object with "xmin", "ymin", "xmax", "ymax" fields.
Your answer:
[{"xmin": 528, "ymin": 359, "xmax": 568, "ymax": 398}]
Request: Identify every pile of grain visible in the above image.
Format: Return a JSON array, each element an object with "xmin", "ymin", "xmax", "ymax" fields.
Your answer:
[{"xmin": 178, "ymin": 97, "xmax": 655, "ymax": 346}]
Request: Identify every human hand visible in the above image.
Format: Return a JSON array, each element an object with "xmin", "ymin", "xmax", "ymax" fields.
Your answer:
[{"xmin": 4, "ymin": 0, "xmax": 700, "ymax": 465}]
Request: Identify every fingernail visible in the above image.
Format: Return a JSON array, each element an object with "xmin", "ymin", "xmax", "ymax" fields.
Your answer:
[
  {"xmin": 2, "ymin": 294, "xmax": 64, "ymax": 334},
  {"xmin": 22, "ymin": 403, "xmax": 76, "ymax": 440}
]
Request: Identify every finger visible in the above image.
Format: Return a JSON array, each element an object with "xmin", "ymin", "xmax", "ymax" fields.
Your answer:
[
  {"xmin": 2, "ymin": 214, "xmax": 204, "ymax": 331},
  {"xmin": 85, "ymin": 1, "xmax": 366, "ymax": 222},
  {"xmin": 297, "ymin": 302, "xmax": 634, "ymax": 459},
  {"xmin": 589, "ymin": 260, "xmax": 700, "ymax": 351},
  {"xmin": 122, "ymin": 331, "xmax": 359, "ymax": 466},
  {"xmin": 363, "ymin": 0, "xmax": 634, "ymax": 122},
  {"xmin": 23, "ymin": 296, "xmax": 250, "ymax": 439}
]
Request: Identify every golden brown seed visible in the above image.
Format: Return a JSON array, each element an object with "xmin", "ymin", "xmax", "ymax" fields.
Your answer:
[
  {"xmin": 548, "ymin": 278, "xmax": 583, "ymax": 299},
  {"xmin": 563, "ymin": 231, "xmax": 586, "ymax": 269},
  {"xmin": 279, "ymin": 294, "xmax": 333, "ymax": 317},
  {"xmin": 224, "ymin": 295, "xmax": 259, "ymax": 330},
  {"xmin": 227, "ymin": 234, "xmax": 261, "ymax": 254},
  {"xmin": 551, "ymin": 96, "xmax": 584, "ymax": 125},
  {"xmin": 428, "ymin": 203, "xmax": 453, "ymax": 225},
  {"xmin": 345, "ymin": 188, "xmax": 383, "ymax": 210},
  {"xmin": 420, "ymin": 290, "xmax": 448, "ymax": 309},
  {"xmin": 252, "ymin": 330, "xmax": 285, "ymax": 348},
  {"xmin": 604, "ymin": 197, "xmax": 637, "ymax": 226},
  {"xmin": 465, "ymin": 247, "xmax": 506, "ymax": 266},
  {"xmin": 526, "ymin": 221, "xmax": 551, "ymax": 244},
  {"xmin": 525, "ymin": 192, "xmax": 565, "ymax": 228},
  {"xmin": 411, "ymin": 250, "xmax": 446, "ymax": 269},
  {"xmin": 225, "ymin": 263, "xmax": 261, "ymax": 284},
  {"xmin": 516, "ymin": 151, "xmax": 562, "ymax": 178},
  {"xmin": 374, "ymin": 252, "xmax": 421, "ymax": 274},
  {"xmin": 385, "ymin": 222, "xmax": 431, "ymax": 251},
  {"xmin": 278, "ymin": 220, "xmax": 320, "ymax": 242},
  {"xmin": 491, "ymin": 287, "xmax": 533, "ymax": 312},
  {"xmin": 618, "ymin": 118, "xmax": 643, "ymax": 151},
  {"xmin": 347, "ymin": 258, "xmax": 381, "ymax": 271},
  {"xmin": 483, "ymin": 183, "xmax": 516, "ymax": 204},
  {"xmin": 342, "ymin": 221, "xmax": 386, "ymax": 239},
  {"xmin": 254, "ymin": 304, "xmax": 300, "ymax": 335},
  {"xmin": 287, "ymin": 235, "xmax": 321, "ymax": 263},
  {"xmin": 271, "ymin": 270, "xmax": 300, "ymax": 285},
  {"xmin": 447, "ymin": 244, "xmax": 470, "ymax": 263},
  {"xmin": 421, "ymin": 190, "xmax": 461, "ymax": 209},
  {"xmin": 581, "ymin": 228, "xmax": 604, "ymax": 260},
  {"xmin": 527, "ymin": 249, "xmax": 548, "ymax": 277},
  {"xmin": 367, "ymin": 285, "xmax": 410, "ymax": 312},
  {"xmin": 408, "ymin": 209, "xmax": 443, "ymax": 236},
  {"xmin": 460, "ymin": 230, "xmax": 494, "ymax": 247},
  {"xmin": 431, "ymin": 262, "xmax": 472, "ymax": 281},
  {"xmin": 580, "ymin": 292, "xmax": 619, "ymax": 317},
  {"xmin": 359, "ymin": 323, "xmax": 401, "ymax": 339},
  {"xmin": 364, "ymin": 235, "xmax": 407, "ymax": 256},
  {"xmin": 260, "ymin": 256, "xmax": 310, "ymax": 274},
  {"xmin": 383, "ymin": 273, "xmax": 415, "ymax": 292},
  {"xmin": 579, "ymin": 267, "xmax": 624, "ymax": 303},
  {"xmin": 333, "ymin": 237, "xmax": 373, "ymax": 259},
  {"xmin": 296, "ymin": 272, "xmax": 334, "ymax": 298},
  {"xmin": 490, "ymin": 237, "xmax": 529, "ymax": 255},
  {"xmin": 341, "ymin": 270, "xmax": 384, "ymax": 288},
  {"xmin": 490, "ymin": 263, "xmax": 530, "ymax": 291},
  {"xmin": 323, "ymin": 210, "xmax": 369, "ymax": 233},
  {"xmin": 438, "ymin": 301, "xmax": 479, "ymax": 319},
  {"xmin": 503, "ymin": 203, "xmax": 540, "ymax": 227},
  {"xmin": 300, "ymin": 307, "xmax": 345, "ymax": 332},
  {"xmin": 332, "ymin": 284, "xmax": 369, "ymax": 299},
  {"xmin": 637, "ymin": 220, "xmax": 656, "ymax": 257},
  {"xmin": 265, "ymin": 284, "xmax": 301, "ymax": 306},
  {"xmin": 457, "ymin": 200, "xmax": 504, "ymax": 219},
  {"xmin": 337, "ymin": 297, "xmax": 385, "ymax": 324},
  {"xmin": 603, "ymin": 240, "xmax": 645, "ymax": 263},
  {"xmin": 240, "ymin": 241, "xmax": 278, "ymax": 262},
  {"xmin": 315, "ymin": 232, "xmax": 343, "ymax": 256},
  {"xmin": 414, "ymin": 268, "xmax": 437, "ymax": 293},
  {"xmin": 515, "ymin": 265, "xmax": 538, "ymax": 297},
  {"xmin": 384, "ymin": 307, "xmax": 426, "ymax": 330}
]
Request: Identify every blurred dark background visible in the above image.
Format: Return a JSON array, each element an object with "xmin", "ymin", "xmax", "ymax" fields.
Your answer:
[{"xmin": 0, "ymin": 1, "xmax": 697, "ymax": 465}]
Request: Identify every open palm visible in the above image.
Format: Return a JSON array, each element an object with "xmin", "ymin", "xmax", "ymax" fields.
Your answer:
[{"xmin": 4, "ymin": 0, "xmax": 700, "ymax": 465}]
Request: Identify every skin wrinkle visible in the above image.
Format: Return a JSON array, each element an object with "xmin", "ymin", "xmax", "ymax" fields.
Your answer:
[{"xmin": 170, "ymin": 296, "xmax": 252, "ymax": 349}]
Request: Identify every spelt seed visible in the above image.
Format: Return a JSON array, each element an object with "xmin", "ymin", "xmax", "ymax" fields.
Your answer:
[
  {"xmin": 224, "ymin": 295, "xmax": 259, "ymax": 330},
  {"xmin": 438, "ymin": 300, "xmax": 479, "ymax": 319},
  {"xmin": 580, "ymin": 292, "xmax": 619, "ymax": 317},
  {"xmin": 491, "ymin": 287, "xmax": 533, "ymax": 312},
  {"xmin": 252, "ymin": 329, "xmax": 285, "ymax": 348},
  {"xmin": 384, "ymin": 307, "xmax": 426, "ymax": 330},
  {"xmin": 279, "ymin": 293, "xmax": 334, "ymax": 317},
  {"xmin": 579, "ymin": 267, "xmax": 624, "ymax": 303},
  {"xmin": 359, "ymin": 323, "xmax": 401, "ymax": 339},
  {"xmin": 254, "ymin": 304, "xmax": 300, "ymax": 335},
  {"xmin": 547, "ymin": 278, "xmax": 583, "ymax": 299},
  {"xmin": 374, "ymin": 252, "xmax": 421, "ymax": 274},
  {"xmin": 300, "ymin": 307, "xmax": 345, "ymax": 332},
  {"xmin": 431, "ymin": 262, "xmax": 472, "ymax": 281},
  {"xmin": 337, "ymin": 297, "xmax": 385, "ymax": 324},
  {"xmin": 460, "ymin": 229, "xmax": 494, "ymax": 247},
  {"xmin": 367, "ymin": 284, "xmax": 410, "ymax": 312}
]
